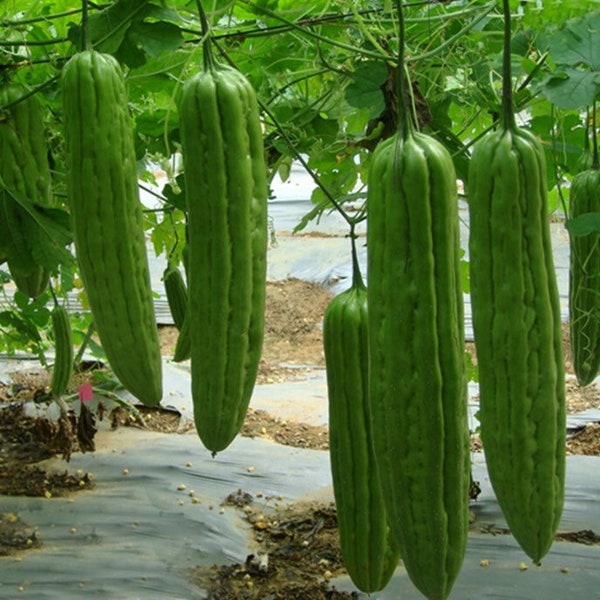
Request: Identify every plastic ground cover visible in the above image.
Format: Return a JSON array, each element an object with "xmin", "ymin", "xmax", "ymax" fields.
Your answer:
[{"xmin": 0, "ymin": 408, "xmax": 599, "ymax": 599}]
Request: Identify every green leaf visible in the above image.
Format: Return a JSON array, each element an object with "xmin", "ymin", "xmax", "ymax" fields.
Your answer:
[
  {"xmin": 540, "ymin": 11, "xmax": 600, "ymax": 109},
  {"xmin": 14, "ymin": 291, "xmax": 30, "ymax": 311},
  {"xmin": 149, "ymin": 207, "xmax": 186, "ymax": 260},
  {"xmin": 128, "ymin": 49, "xmax": 188, "ymax": 82},
  {"xmin": 292, "ymin": 194, "xmax": 331, "ymax": 234},
  {"xmin": 465, "ymin": 349, "xmax": 478, "ymax": 384},
  {"xmin": 530, "ymin": 110, "xmax": 587, "ymax": 176},
  {"xmin": 541, "ymin": 68, "xmax": 600, "ymax": 110},
  {"xmin": 67, "ymin": 0, "xmax": 183, "ymax": 68},
  {"xmin": 566, "ymin": 211, "xmax": 600, "ymax": 236},
  {"xmin": 549, "ymin": 11, "xmax": 600, "ymax": 69},
  {"xmin": 344, "ymin": 61, "xmax": 388, "ymax": 116},
  {"xmin": 161, "ymin": 174, "xmax": 187, "ymax": 212},
  {"xmin": 0, "ymin": 184, "xmax": 74, "ymax": 274},
  {"xmin": 512, "ymin": 29, "xmax": 534, "ymax": 57},
  {"xmin": 28, "ymin": 305, "xmax": 51, "ymax": 328},
  {"xmin": 143, "ymin": 3, "xmax": 184, "ymax": 24},
  {"xmin": 87, "ymin": 338, "xmax": 107, "ymax": 361},
  {"xmin": 0, "ymin": 310, "xmax": 12, "ymax": 328},
  {"xmin": 92, "ymin": 369, "xmax": 121, "ymax": 389},
  {"xmin": 127, "ymin": 21, "xmax": 183, "ymax": 59},
  {"xmin": 114, "ymin": 33, "xmax": 148, "ymax": 69},
  {"xmin": 69, "ymin": 0, "xmax": 151, "ymax": 53},
  {"xmin": 2, "ymin": 305, "xmax": 43, "ymax": 343},
  {"xmin": 518, "ymin": 0, "xmax": 600, "ymax": 27},
  {"xmin": 249, "ymin": 0, "xmax": 279, "ymax": 12},
  {"xmin": 17, "ymin": 203, "xmax": 74, "ymax": 272}
]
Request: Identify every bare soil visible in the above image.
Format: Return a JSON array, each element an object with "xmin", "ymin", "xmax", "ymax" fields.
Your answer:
[
  {"xmin": 157, "ymin": 277, "xmax": 331, "ymax": 384},
  {"xmin": 188, "ymin": 495, "xmax": 352, "ymax": 600},
  {"xmin": 1, "ymin": 278, "xmax": 600, "ymax": 598}
]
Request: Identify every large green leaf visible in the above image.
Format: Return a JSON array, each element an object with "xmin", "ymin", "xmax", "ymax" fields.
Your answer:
[
  {"xmin": 1, "ymin": 186, "xmax": 74, "ymax": 273},
  {"xmin": 67, "ymin": 0, "xmax": 182, "ymax": 68},
  {"xmin": 161, "ymin": 175, "xmax": 187, "ymax": 213},
  {"xmin": 541, "ymin": 10, "xmax": 600, "ymax": 109},
  {"xmin": 127, "ymin": 21, "xmax": 183, "ymax": 59},
  {"xmin": 542, "ymin": 69, "xmax": 600, "ymax": 110},
  {"xmin": 549, "ymin": 11, "xmax": 600, "ymax": 69},
  {"xmin": 567, "ymin": 211, "xmax": 600, "ymax": 236},
  {"xmin": 68, "ymin": 0, "xmax": 150, "ymax": 53},
  {"xmin": 517, "ymin": 0, "xmax": 600, "ymax": 27},
  {"xmin": 344, "ymin": 61, "xmax": 388, "ymax": 116}
]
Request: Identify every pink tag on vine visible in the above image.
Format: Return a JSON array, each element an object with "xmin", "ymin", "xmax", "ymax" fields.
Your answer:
[{"xmin": 78, "ymin": 381, "xmax": 94, "ymax": 403}]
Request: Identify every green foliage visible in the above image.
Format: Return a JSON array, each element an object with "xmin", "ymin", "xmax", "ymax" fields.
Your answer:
[
  {"xmin": 345, "ymin": 61, "xmax": 387, "ymax": 116},
  {"xmin": 515, "ymin": 0, "xmax": 600, "ymax": 26},
  {"xmin": 567, "ymin": 211, "xmax": 600, "ymax": 237},
  {"xmin": 2, "ymin": 187, "xmax": 74, "ymax": 272},
  {"xmin": 0, "ymin": 0, "xmax": 595, "ymax": 361},
  {"xmin": 539, "ymin": 10, "xmax": 600, "ymax": 110},
  {"xmin": 0, "ymin": 288, "xmax": 51, "ymax": 359},
  {"xmin": 67, "ymin": 0, "xmax": 184, "ymax": 66}
]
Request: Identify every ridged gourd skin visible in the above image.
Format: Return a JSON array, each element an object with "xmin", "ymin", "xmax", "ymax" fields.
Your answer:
[
  {"xmin": 51, "ymin": 305, "xmax": 74, "ymax": 397},
  {"xmin": 173, "ymin": 310, "xmax": 191, "ymax": 363},
  {"xmin": 0, "ymin": 83, "xmax": 52, "ymax": 298},
  {"xmin": 9, "ymin": 267, "xmax": 48, "ymax": 299},
  {"xmin": 0, "ymin": 84, "xmax": 52, "ymax": 208},
  {"xmin": 164, "ymin": 264, "xmax": 191, "ymax": 362},
  {"xmin": 323, "ymin": 271, "xmax": 400, "ymax": 593},
  {"xmin": 468, "ymin": 125, "xmax": 566, "ymax": 563},
  {"xmin": 179, "ymin": 61, "xmax": 268, "ymax": 454},
  {"xmin": 0, "ymin": 193, "xmax": 50, "ymax": 298},
  {"xmin": 61, "ymin": 50, "xmax": 163, "ymax": 407},
  {"xmin": 568, "ymin": 167, "xmax": 600, "ymax": 386},
  {"xmin": 367, "ymin": 131, "xmax": 469, "ymax": 600},
  {"xmin": 163, "ymin": 265, "xmax": 188, "ymax": 331}
]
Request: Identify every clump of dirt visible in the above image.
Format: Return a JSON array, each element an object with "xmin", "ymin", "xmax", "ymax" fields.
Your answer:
[
  {"xmin": 556, "ymin": 530, "xmax": 600, "ymax": 545},
  {"xmin": 242, "ymin": 407, "xmax": 329, "ymax": 450},
  {"xmin": 564, "ymin": 377, "xmax": 600, "ymax": 415},
  {"xmin": 0, "ymin": 463, "xmax": 93, "ymax": 497},
  {"xmin": 476, "ymin": 521, "xmax": 600, "ymax": 547},
  {"xmin": 567, "ymin": 423, "xmax": 600, "ymax": 456},
  {"xmin": 0, "ymin": 512, "xmax": 42, "ymax": 556},
  {"xmin": 189, "ymin": 493, "xmax": 354, "ymax": 600},
  {"xmin": 110, "ymin": 405, "xmax": 194, "ymax": 434},
  {"xmin": 0, "ymin": 401, "xmax": 95, "ymax": 497},
  {"xmin": 0, "ymin": 399, "xmax": 96, "ymax": 459}
]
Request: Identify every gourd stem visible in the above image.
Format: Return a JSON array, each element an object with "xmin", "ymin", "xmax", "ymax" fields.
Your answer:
[
  {"xmin": 195, "ymin": 0, "xmax": 214, "ymax": 70},
  {"xmin": 592, "ymin": 103, "xmax": 599, "ymax": 170},
  {"xmin": 350, "ymin": 223, "xmax": 365, "ymax": 290},
  {"xmin": 166, "ymin": 208, "xmax": 181, "ymax": 266},
  {"xmin": 582, "ymin": 108, "xmax": 591, "ymax": 154},
  {"xmin": 500, "ymin": 0, "xmax": 516, "ymax": 131},
  {"xmin": 81, "ymin": 0, "xmax": 90, "ymax": 51},
  {"xmin": 49, "ymin": 281, "xmax": 59, "ymax": 308},
  {"xmin": 394, "ymin": 0, "xmax": 411, "ymax": 139},
  {"xmin": 73, "ymin": 320, "xmax": 96, "ymax": 370}
]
